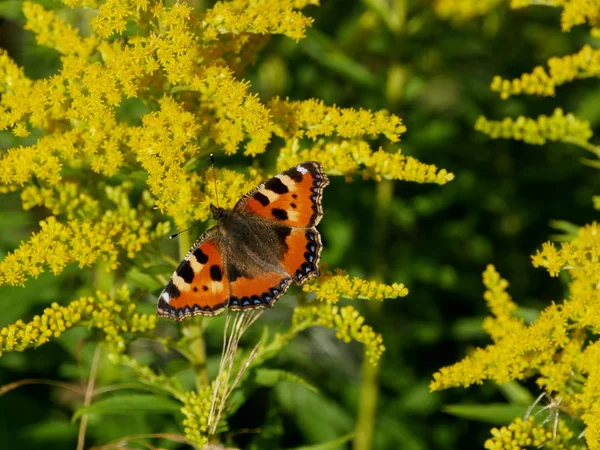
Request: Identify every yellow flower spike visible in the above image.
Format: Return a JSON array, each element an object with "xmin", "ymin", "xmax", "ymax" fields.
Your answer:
[
  {"xmin": 202, "ymin": 0, "xmax": 317, "ymax": 42},
  {"xmin": 434, "ymin": 0, "xmax": 503, "ymax": 22},
  {"xmin": 0, "ymin": 198, "xmax": 155, "ymax": 286},
  {"xmin": 302, "ymin": 270, "xmax": 408, "ymax": 303},
  {"xmin": 277, "ymin": 138, "xmax": 454, "ymax": 184},
  {"xmin": 270, "ymin": 98, "xmax": 406, "ymax": 143},
  {"xmin": 491, "ymin": 46, "xmax": 600, "ymax": 99},
  {"xmin": 481, "ymin": 265, "xmax": 525, "ymax": 342},
  {"xmin": 476, "ymin": 108, "xmax": 593, "ymax": 147},
  {"xmin": 23, "ymin": 2, "xmax": 98, "ymax": 57},
  {"xmin": 0, "ymin": 286, "xmax": 154, "ymax": 355},
  {"xmin": 292, "ymin": 304, "xmax": 386, "ymax": 365},
  {"xmin": 484, "ymin": 416, "xmax": 574, "ymax": 450},
  {"xmin": 180, "ymin": 388, "xmax": 212, "ymax": 448}
]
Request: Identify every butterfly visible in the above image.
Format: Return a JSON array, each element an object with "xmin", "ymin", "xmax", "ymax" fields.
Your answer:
[{"xmin": 157, "ymin": 161, "xmax": 329, "ymax": 321}]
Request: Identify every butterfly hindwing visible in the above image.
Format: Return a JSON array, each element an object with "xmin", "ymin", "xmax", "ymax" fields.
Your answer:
[
  {"xmin": 228, "ymin": 265, "xmax": 293, "ymax": 311},
  {"xmin": 281, "ymin": 227, "xmax": 322, "ymax": 285},
  {"xmin": 157, "ymin": 228, "xmax": 230, "ymax": 321},
  {"xmin": 235, "ymin": 161, "xmax": 329, "ymax": 228}
]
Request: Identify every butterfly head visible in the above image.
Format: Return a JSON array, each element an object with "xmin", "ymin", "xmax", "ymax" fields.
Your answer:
[{"xmin": 210, "ymin": 204, "xmax": 227, "ymax": 221}]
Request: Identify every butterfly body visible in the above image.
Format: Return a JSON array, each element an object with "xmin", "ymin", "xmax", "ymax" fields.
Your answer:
[{"xmin": 157, "ymin": 161, "xmax": 329, "ymax": 321}]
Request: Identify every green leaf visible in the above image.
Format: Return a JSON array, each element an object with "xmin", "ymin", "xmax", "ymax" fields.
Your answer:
[
  {"xmin": 287, "ymin": 432, "xmax": 355, "ymax": 450},
  {"xmin": 126, "ymin": 267, "xmax": 162, "ymax": 291},
  {"xmin": 255, "ymin": 369, "xmax": 318, "ymax": 392},
  {"xmin": 498, "ymin": 381, "xmax": 534, "ymax": 405},
  {"xmin": 299, "ymin": 30, "xmax": 379, "ymax": 89},
  {"xmin": 72, "ymin": 394, "xmax": 181, "ymax": 422},
  {"xmin": 443, "ymin": 403, "xmax": 537, "ymax": 425},
  {"xmin": 0, "ymin": 1, "xmax": 24, "ymax": 20}
]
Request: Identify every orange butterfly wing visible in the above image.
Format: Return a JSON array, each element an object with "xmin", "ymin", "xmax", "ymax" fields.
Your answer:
[
  {"xmin": 228, "ymin": 269, "xmax": 293, "ymax": 311},
  {"xmin": 235, "ymin": 161, "xmax": 327, "ymax": 286},
  {"xmin": 157, "ymin": 228, "xmax": 230, "ymax": 321},
  {"xmin": 234, "ymin": 161, "xmax": 329, "ymax": 228}
]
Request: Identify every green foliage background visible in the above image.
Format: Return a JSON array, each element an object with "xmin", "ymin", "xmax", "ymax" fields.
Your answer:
[{"xmin": 1, "ymin": 0, "xmax": 599, "ymax": 449}]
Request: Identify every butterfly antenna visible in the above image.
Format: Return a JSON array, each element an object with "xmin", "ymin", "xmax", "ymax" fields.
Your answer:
[
  {"xmin": 170, "ymin": 222, "xmax": 202, "ymax": 239},
  {"xmin": 211, "ymin": 153, "xmax": 220, "ymax": 208}
]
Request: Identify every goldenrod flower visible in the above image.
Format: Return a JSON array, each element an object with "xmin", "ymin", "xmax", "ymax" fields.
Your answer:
[
  {"xmin": 484, "ymin": 416, "xmax": 574, "ymax": 450},
  {"xmin": 293, "ymin": 304, "xmax": 386, "ymax": 365},
  {"xmin": 490, "ymin": 46, "xmax": 600, "ymax": 99},
  {"xmin": 303, "ymin": 270, "xmax": 408, "ymax": 303},
  {"xmin": 0, "ymin": 285, "xmax": 156, "ymax": 356},
  {"xmin": 475, "ymin": 108, "xmax": 593, "ymax": 147}
]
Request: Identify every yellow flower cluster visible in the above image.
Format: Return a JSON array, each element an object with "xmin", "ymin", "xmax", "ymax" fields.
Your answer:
[
  {"xmin": 436, "ymin": 0, "xmax": 600, "ymax": 32},
  {"xmin": 490, "ymin": 45, "xmax": 600, "ymax": 98},
  {"xmin": 293, "ymin": 304, "xmax": 385, "ymax": 365},
  {"xmin": 270, "ymin": 98, "xmax": 406, "ymax": 143},
  {"xmin": 511, "ymin": 0, "xmax": 600, "ymax": 31},
  {"xmin": 180, "ymin": 387, "xmax": 213, "ymax": 447},
  {"xmin": 484, "ymin": 417, "xmax": 575, "ymax": 450},
  {"xmin": 532, "ymin": 222, "xmax": 600, "ymax": 280},
  {"xmin": 480, "ymin": 265, "xmax": 525, "ymax": 342},
  {"xmin": 475, "ymin": 108, "xmax": 593, "ymax": 147},
  {"xmin": 203, "ymin": 0, "xmax": 319, "ymax": 41},
  {"xmin": 432, "ymin": 222, "xmax": 600, "ymax": 449},
  {"xmin": 277, "ymin": 138, "xmax": 455, "ymax": 184},
  {"xmin": 0, "ymin": 207, "xmax": 153, "ymax": 286},
  {"xmin": 0, "ymin": 285, "xmax": 156, "ymax": 356},
  {"xmin": 434, "ymin": 0, "xmax": 503, "ymax": 22},
  {"xmin": 302, "ymin": 270, "xmax": 408, "ymax": 303}
]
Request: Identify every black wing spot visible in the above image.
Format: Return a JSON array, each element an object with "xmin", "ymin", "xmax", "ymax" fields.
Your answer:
[
  {"xmin": 272, "ymin": 208, "xmax": 288, "ymax": 221},
  {"xmin": 290, "ymin": 202, "xmax": 296, "ymax": 209},
  {"xmin": 203, "ymin": 285, "xmax": 208, "ymax": 291},
  {"xmin": 176, "ymin": 260, "xmax": 195, "ymax": 283},
  {"xmin": 165, "ymin": 280, "xmax": 181, "ymax": 298},
  {"xmin": 210, "ymin": 265, "xmax": 223, "ymax": 281},
  {"xmin": 265, "ymin": 177, "xmax": 289, "ymax": 194},
  {"xmin": 193, "ymin": 248, "xmax": 209, "ymax": 264},
  {"xmin": 287, "ymin": 169, "xmax": 304, "ymax": 182},
  {"xmin": 193, "ymin": 286, "xmax": 198, "ymax": 292},
  {"xmin": 253, "ymin": 192, "xmax": 270, "ymax": 206},
  {"xmin": 292, "ymin": 194, "xmax": 297, "ymax": 199},
  {"xmin": 229, "ymin": 264, "xmax": 243, "ymax": 282}
]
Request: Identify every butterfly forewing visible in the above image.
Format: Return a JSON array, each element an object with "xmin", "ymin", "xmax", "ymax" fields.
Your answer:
[{"xmin": 235, "ymin": 161, "xmax": 329, "ymax": 228}]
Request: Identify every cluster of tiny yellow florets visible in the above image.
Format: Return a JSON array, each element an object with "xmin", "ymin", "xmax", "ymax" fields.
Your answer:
[
  {"xmin": 484, "ymin": 417, "xmax": 576, "ymax": 450},
  {"xmin": 432, "ymin": 221, "xmax": 600, "ymax": 449},
  {"xmin": 180, "ymin": 388, "xmax": 213, "ymax": 448},
  {"xmin": 303, "ymin": 270, "xmax": 409, "ymax": 303},
  {"xmin": 293, "ymin": 304, "xmax": 386, "ymax": 365},
  {"xmin": 277, "ymin": 139, "xmax": 455, "ymax": 184},
  {"xmin": 0, "ymin": 285, "xmax": 156, "ymax": 356},
  {"xmin": 475, "ymin": 108, "xmax": 593, "ymax": 147},
  {"xmin": 511, "ymin": 0, "xmax": 600, "ymax": 31},
  {"xmin": 436, "ymin": 0, "xmax": 600, "ymax": 32},
  {"xmin": 490, "ymin": 45, "xmax": 600, "ymax": 99},
  {"xmin": 0, "ymin": 183, "xmax": 156, "ymax": 286}
]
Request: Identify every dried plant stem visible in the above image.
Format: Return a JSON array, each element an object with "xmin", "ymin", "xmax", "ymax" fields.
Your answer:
[
  {"xmin": 77, "ymin": 344, "xmax": 102, "ymax": 450},
  {"xmin": 179, "ymin": 230, "xmax": 209, "ymax": 390},
  {"xmin": 208, "ymin": 310, "xmax": 263, "ymax": 435}
]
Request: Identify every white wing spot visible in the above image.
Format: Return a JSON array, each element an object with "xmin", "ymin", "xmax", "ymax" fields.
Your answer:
[
  {"xmin": 161, "ymin": 292, "xmax": 171, "ymax": 303},
  {"xmin": 297, "ymin": 166, "xmax": 308, "ymax": 174}
]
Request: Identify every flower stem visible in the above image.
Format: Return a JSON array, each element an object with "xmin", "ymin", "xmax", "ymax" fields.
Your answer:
[
  {"xmin": 178, "ymin": 230, "xmax": 209, "ymax": 391},
  {"xmin": 353, "ymin": 179, "xmax": 393, "ymax": 450}
]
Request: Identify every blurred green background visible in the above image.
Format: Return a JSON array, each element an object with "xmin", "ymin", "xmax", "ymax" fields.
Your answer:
[{"xmin": 1, "ymin": 0, "xmax": 599, "ymax": 449}]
